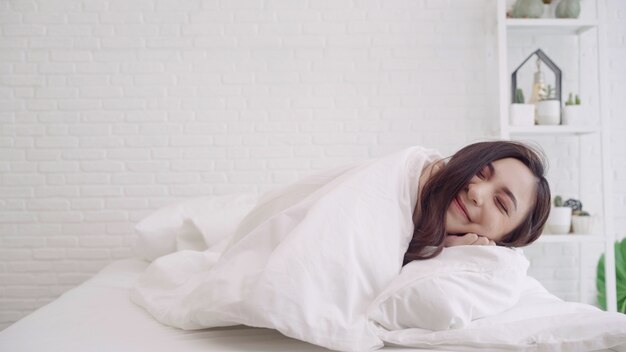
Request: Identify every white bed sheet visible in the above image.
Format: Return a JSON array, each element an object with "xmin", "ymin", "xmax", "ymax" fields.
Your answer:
[{"xmin": 0, "ymin": 259, "xmax": 456, "ymax": 352}]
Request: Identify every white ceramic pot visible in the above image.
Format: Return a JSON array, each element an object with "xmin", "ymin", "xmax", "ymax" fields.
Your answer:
[
  {"xmin": 572, "ymin": 215, "xmax": 594, "ymax": 234},
  {"xmin": 547, "ymin": 206, "xmax": 572, "ymax": 234},
  {"xmin": 509, "ymin": 104, "xmax": 535, "ymax": 127},
  {"xmin": 562, "ymin": 105, "xmax": 581, "ymax": 125},
  {"xmin": 536, "ymin": 100, "xmax": 561, "ymax": 125}
]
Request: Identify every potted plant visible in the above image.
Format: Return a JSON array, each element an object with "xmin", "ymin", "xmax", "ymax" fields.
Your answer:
[
  {"xmin": 547, "ymin": 196, "xmax": 572, "ymax": 234},
  {"xmin": 560, "ymin": 197, "xmax": 594, "ymax": 234},
  {"xmin": 596, "ymin": 238, "xmax": 626, "ymax": 313},
  {"xmin": 572, "ymin": 209, "xmax": 593, "ymax": 234},
  {"xmin": 536, "ymin": 85, "xmax": 561, "ymax": 125},
  {"xmin": 562, "ymin": 93, "xmax": 582, "ymax": 125},
  {"xmin": 509, "ymin": 88, "xmax": 535, "ymax": 127}
]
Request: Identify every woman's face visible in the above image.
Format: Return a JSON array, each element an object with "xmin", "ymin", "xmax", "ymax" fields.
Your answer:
[{"xmin": 444, "ymin": 157, "xmax": 537, "ymax": 242}]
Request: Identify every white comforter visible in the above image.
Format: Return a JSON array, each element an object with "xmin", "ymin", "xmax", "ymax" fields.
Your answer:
[{"xmin": 131, "ymin": 146, "xmax": 626, "ymax": 352}]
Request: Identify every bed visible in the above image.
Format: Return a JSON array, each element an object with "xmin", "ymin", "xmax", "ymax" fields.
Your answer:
[
  {"xmin": 1, "ymin": 257, "xmax": 625, "ymax": 352},
  {"xmin": 0, "ymin": 258, "xmax": 451, "ymax": 352}
]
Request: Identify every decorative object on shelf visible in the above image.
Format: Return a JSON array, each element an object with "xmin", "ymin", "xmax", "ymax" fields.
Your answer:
[
  {"xmin": 511, "ymin": 0, "xmax": 544, "ymax": 18},
  {"xmin": 563, "ymin": 198, "xmax": 582, "ymax": 212},
  {"xmin": 536, "ymin": 84, "xmax": 561, "ymax": 125},
  {"xmin": 509, "ymin": 88, "xmax": 536, "ymax": 126},
  {"xmin": 563, "ymin": 198, "xmax": 595, "ymax": 234},
  {"xmin": 572, "ymin": 211, "xmax": 593, "ymax": 234},
  {"xmin": 529, "ymin": 58, "xmax": 547, "ymax": 109},
  {"xmin": 547, "ymin": 195, "xmax": 572, "ymax": 234},
  {"xmin": 556, "ymin": 0, "xmax": 581, "ymax": 19},
  {"xmin": 511, "ymin": 49, "xmax": 562, "ymax": 125},
  {"xmin": 562, "ymin": 92, "xmax": 582, "ymax": 125},
  {"xmin": 596, "ymin": 238, "xmax": 626, "ymax": 313}
]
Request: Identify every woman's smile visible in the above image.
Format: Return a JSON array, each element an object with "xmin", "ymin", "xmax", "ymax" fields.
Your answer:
[{"xmin": 453, "ymin": 196, "xmax": 471, "ymax": 222}]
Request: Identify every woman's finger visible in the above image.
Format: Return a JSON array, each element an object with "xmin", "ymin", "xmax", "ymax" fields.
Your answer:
[
  {"xmin": 444, "ymin": 233, "xmax": 478, "ymax": 247},
  {"xmin": 465, "ymin": 233, "xmax": 479, "ymax": 243},
  {"xmin": 473, "ymin": 236, "xmax": 490, "ymax": 245},
  {"xmin": 445, "ymin": 233, "xmax": 496, "ymax": 247}
]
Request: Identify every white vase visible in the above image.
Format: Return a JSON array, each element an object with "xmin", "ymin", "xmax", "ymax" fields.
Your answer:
[
  {"xmin": 536, "ymin": 100, "xmax": 561, "ymax": 125},
  {"xmin": 572, "ymin": 215, "xmax": 594, "ymax": 234},
  {"xmin": 547, "ymin": 206, "xmax": 572, "ymax": 234},
  {"xmin": 509, "ymin": 104, "xmax": 535, "ymax": 127},
  {"xmin": 562, "ymin": 105, "xmax": 582, "ymax": 125}
]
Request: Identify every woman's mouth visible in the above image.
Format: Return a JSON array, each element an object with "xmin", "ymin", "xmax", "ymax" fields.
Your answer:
[{"xmin": 454, "ymin": 196, "xmax": 471, "ymax": 222}]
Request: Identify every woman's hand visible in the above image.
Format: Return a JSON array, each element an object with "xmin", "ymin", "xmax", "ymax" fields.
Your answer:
[{"xmin": 444, "ymin": 233, "xmax": 496, "ymax": 247}]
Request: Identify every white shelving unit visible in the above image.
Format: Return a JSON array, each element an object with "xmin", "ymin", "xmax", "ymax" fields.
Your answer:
[{"xmin": 495, "ymin": 0, "xmax": 616, "ymax": 312}]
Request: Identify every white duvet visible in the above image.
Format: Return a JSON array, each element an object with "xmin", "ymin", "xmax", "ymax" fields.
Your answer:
[{"xmin": 131, "ymin": 146, "xmax": 626, "ymax": 352}]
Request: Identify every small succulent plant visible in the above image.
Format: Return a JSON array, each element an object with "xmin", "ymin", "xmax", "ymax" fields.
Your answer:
[
  {"xmin": 563, "ymin": 198, "xmax": 582, "ymax": 212},
  {"xmin": 565, "ymin": 93, "xmax": 581, "ymax": 106},
  {"xmin": 554, "ymin": 195, "xmax": 563, "ymax": 207},
  {"xmin": 561, "ymin": 198, "xmax": 590, "ymax": 216},
  {"xmin": 514, "ymin": 88, "xmax": 525, "ymax": 104},
  {"xmin": 539, "ymin": 84, "xmax": 557, "ymax": 101}
]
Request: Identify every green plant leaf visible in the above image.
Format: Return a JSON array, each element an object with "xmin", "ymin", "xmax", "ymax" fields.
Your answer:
[
  {"xmin": 597, "ymin": 250, "xmax": 606, "ymax": 309},
  {"xmin": 597, "ymin": 238, "xmax": 626, "ymax": 313}
]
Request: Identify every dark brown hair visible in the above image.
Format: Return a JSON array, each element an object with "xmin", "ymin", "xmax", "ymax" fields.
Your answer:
[{"xmin": 403, "ymin": 140, "xmax": 551, "ymax": 265}]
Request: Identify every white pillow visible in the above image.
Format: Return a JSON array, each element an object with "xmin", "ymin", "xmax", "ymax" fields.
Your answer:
[
  {"xmin": 132, "ymin": 193, "xmax": 257, "ymax": 261},
  {"xmin": 372, "ymin": 259, "xmax": 626, "ymax": 351},
  {"xmin": 368, "ymin": 246, "xmax": 529, "ymax": 331}
]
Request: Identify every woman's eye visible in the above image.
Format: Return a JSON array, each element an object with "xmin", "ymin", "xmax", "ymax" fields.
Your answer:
[
  {"xmin": 477, "ymin": 167, "xmax": 490, "ymax": 179},
  {"xmin": 497, "ymin": 198, "xmax": 508, "ymax": 215}
]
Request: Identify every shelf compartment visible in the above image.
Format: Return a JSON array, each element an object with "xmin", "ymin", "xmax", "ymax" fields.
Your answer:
[
  {"xmin": 508, "ymin": 125, "xmax": 598, "ymax": 135},
  {"xmin": 506, "ymin": 18, "xmax": 599, "ymax": 35}
]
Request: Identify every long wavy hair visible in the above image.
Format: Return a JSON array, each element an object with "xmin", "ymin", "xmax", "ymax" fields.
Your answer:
[{"xmin": 403, "ymin": 140, "xmax": 552, "ymax": 265}]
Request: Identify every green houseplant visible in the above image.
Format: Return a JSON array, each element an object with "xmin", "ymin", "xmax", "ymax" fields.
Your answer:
[{"xmin": 597, "ymin": 238, "xmax": 626, "ymax": 313}]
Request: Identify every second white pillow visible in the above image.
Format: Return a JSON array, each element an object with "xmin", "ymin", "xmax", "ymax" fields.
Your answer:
[{"xmin": 368, "ymin": 246, "xmax": 529, "ymax": 331}]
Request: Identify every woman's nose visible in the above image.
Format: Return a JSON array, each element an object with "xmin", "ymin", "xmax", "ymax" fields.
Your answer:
[{"xmin": 467, "ymin": 184, "xmax": 484, "ymax": 207}]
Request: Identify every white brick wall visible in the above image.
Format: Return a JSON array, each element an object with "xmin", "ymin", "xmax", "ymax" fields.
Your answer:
[{"xmin": 1, "ymin": 0, "xmax": 625, "ymax": 329}]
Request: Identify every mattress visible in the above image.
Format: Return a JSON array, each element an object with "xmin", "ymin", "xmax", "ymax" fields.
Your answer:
[{"xmin": 0, "ymin": 259, "xmax": 452, "ymax": 352}]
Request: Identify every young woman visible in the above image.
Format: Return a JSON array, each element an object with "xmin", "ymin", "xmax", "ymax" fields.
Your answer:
[{"xmin": 404, "ymin": 140, "xmax": 552, "ymax": 265}]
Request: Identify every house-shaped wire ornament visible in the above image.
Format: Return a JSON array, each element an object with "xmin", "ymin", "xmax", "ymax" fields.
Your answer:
[{"xmin": 511, "ymin": 49, "xmax": 562, "ymax": 105}]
